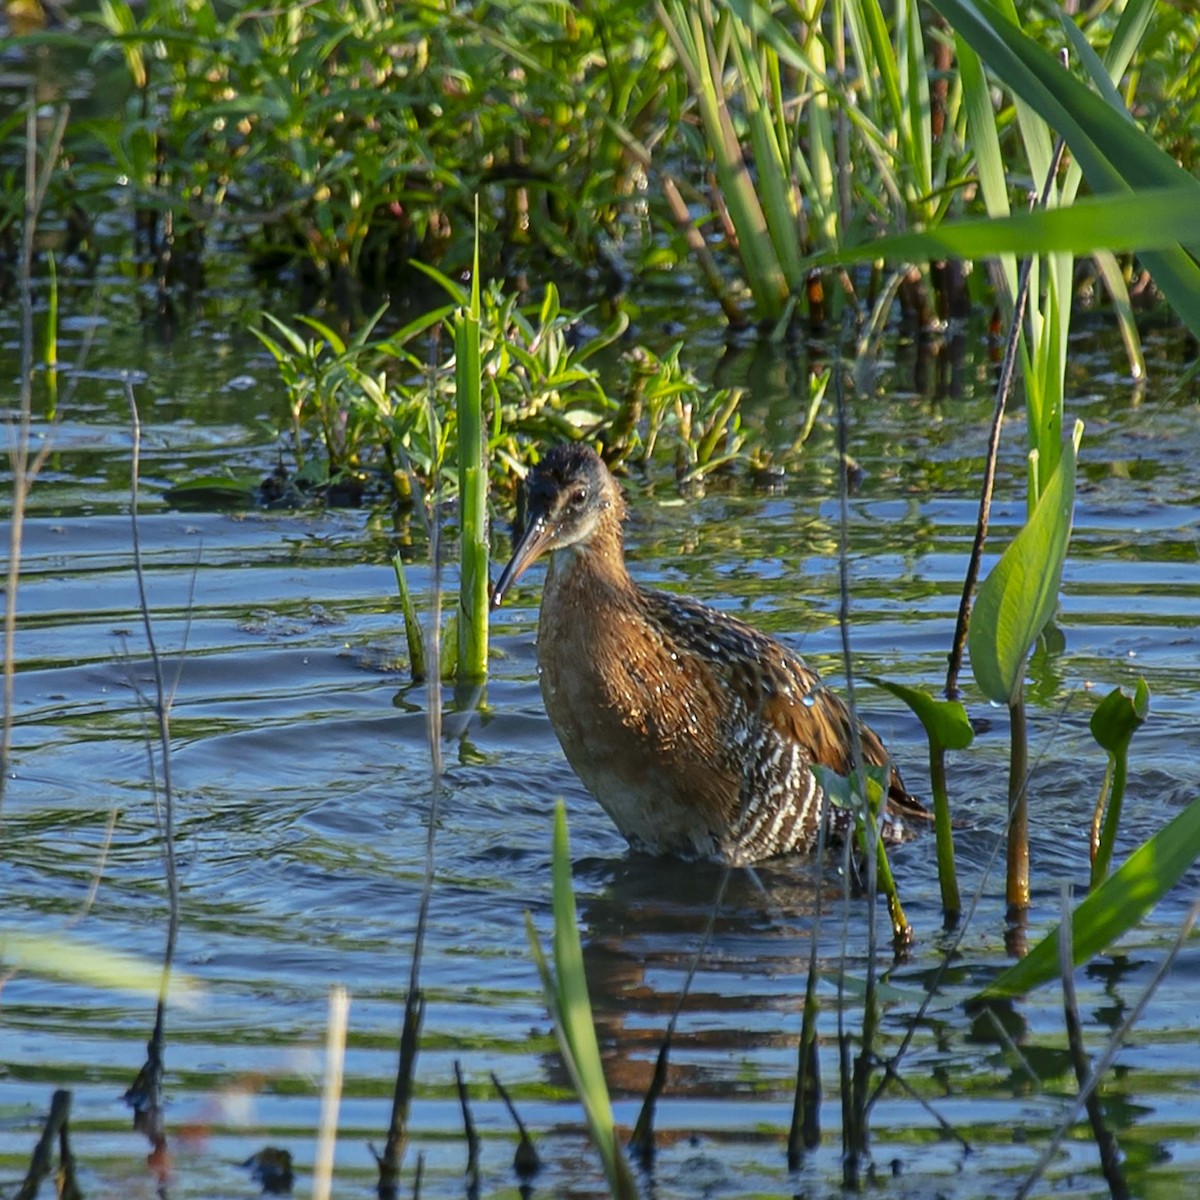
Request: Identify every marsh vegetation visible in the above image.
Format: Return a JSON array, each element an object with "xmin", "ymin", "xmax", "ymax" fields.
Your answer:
[{"xmin": 2, "ymin": 1, "xmax": 1199, "ymax": 1196}]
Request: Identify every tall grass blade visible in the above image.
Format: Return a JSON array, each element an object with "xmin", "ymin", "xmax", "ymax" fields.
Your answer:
[
  {"xmin": 931, "ymin": 0, "xmax": 1200, "ymax": 337},
  {"xmin": 956, "ymin": 35, "xmax": 1016, "ymax": 299},
  {"xmin": 456, "ymin": 210, "xmax": 488, "ymax": 681},
  {"xmin": 1092, "ymin": 251, "xmax": 1146, "ymax": 381},
  {"xmin": 526, "ymin": 803, "xmax": 637, "ymax": 1198},
  {"xmin": 392, "ymin": 554, "xmax": 427, "ymax": 684},
  {"xmin": 813, "ymin": 185, "xmax": 1200, "ymax": 266},
  {"xmin": 658, "ymin": 0, "xmax": 790, "ymax": 319}
]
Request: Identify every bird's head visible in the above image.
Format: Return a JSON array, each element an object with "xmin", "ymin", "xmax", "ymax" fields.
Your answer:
[{"xmin": 491, "ymin": 443, "xmax": 623, "ymax": 608}]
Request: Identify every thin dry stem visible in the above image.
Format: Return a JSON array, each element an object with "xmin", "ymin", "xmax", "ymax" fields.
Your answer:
[
  {"xmin": 1056, "ymin": 888, "xmax": 1130, "ymax": 1200},
  {"xmin": 1, "ymin": 94, "xmax": 69, "ymax": 826},
  {"xmin": 15, "ymin": 1089, "xmax": 79, "ymax": 1200},
  {"xmin": 313, "ymin": 985, "xmax": 350, "ymax": 1200},
  {"xmin": 453, "ymin": 1061, "xmax": 481, "ymax": 1199},
  {"xmin": 379, "ymin": 359, "xmax": 454, "ymax": 1194},
  {"xmin": 944, "ymin": 135, "xmax": 1068, "ymax": 698},
  {"xmin": 124, "ymin": 380, "xmax": 180, "ymax": 1183},
  {"xmin": 1016, "ymin": 899, "xmax": 1200, "ymax": 1199},
  {"xmin": 831, "ymin": 311, "xmax": 880, "ymax": 1188},
  {"xmin": 490, "ymin": 1073, "xmax": 540, "ymax": 1179}
]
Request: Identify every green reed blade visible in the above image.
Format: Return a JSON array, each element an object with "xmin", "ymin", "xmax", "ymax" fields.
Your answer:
[
  {"xmin": 525, "ymin": 802, "xmax": 638, "ymax": 1198},
  {"xmin": 932, "ymin": 0, "xmax": 1200, "ymax": 337},
  {"xmin": 391, "ymin": 552, "xmax": 427, "ymax": 684},
  {"xmin": 456, "ymin": 209, "xmax": 488, "ymax": 682},
  {"xmin": 658, "ymin": 0, "xmax": 790, "ymax": 319}
]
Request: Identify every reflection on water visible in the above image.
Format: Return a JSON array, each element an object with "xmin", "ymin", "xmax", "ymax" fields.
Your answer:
[{"xmin": 1, "ymin": 265, "xmax": 1199, "ymax": 1197}]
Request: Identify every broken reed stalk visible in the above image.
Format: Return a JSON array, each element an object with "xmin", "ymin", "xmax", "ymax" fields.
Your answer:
[
  {"xmin": 453, "ymin": 1061, "xmax": 481, "ymax": 1200},
  {"xmin": 313, "ymin": 984, "xmax": 350, "ymax": 1200},
  {"xmin": 831, "ymin": 322, "xmax": 877, "ymax": 1189},
  {"xmin": 629, "ymin": 867, "xmax": 730, "ymax": 1168},
  {"xmin": 15, "ymin": 1089, "xmax": 80, "ymax": 1200},
  {"xmin": 944, "ymin": 135, "xmax": 1068, "ymax": 699},
  {"xmin": 1056, "ymin": 888, "xmax": 1130, "ymax": 1200},
  {"xmin": 490, "ymin": 1072, "xmax": 540, "ymax": 1179},
  {"xmin": 124, "ymin": 381, "xmax": 180, "ymax": 1180},
  {"xmin": 1015, "ymin": 897, "xmax": 1200, "ymax": 1200},
  {"xmin": 1, "ymin": 92, "xmax": 68, "ymax": 827}
]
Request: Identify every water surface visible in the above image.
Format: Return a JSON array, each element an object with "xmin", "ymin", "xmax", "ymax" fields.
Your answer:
[{"xmin": 2, "ymin": 265, "xmax": 1200, "ymax": 1198}]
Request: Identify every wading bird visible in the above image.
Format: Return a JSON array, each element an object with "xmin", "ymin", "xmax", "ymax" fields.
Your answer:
[{"xmin": 492, "ymin": 443, "xmax": 925, "ymax": 864}]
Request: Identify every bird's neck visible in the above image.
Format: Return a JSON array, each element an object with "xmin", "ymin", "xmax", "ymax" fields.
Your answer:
[{"xmin": 545, "ymin": 516, "xmax": 633, "ymax": 599}]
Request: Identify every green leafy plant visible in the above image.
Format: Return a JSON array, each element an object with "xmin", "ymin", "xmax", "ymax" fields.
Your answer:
[
  {"xmin": 255, "ymin": 274, "xmax": 760, "ymax": 512},
  {"xmin": 867, "ymin": 679, "xmax": 974, "ymax": 922},
  {"xmin": 968, "ymin": 423, "xmax": 1081, "ymax": 917},
  {"xmin": 1089, "ymin": 679, "xmax": 1151, "ymax": 887},
  {"xmin": 815, "ymin": 765, "xmax": 910, "ymax": 947},
  {"xmin": 977, "ymin": 794, "xmax": 1200, "ymax": 1002}
]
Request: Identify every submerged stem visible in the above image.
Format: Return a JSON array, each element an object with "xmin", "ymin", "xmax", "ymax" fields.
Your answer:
[{"xmin": 1006, "ymin": 693, "xmax": 1030, "ymax": 921}]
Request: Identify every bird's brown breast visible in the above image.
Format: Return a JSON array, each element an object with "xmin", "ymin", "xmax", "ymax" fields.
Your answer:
[{"xmin": 536, "ymin": 554, "xmax": 743, "ymax": 858}]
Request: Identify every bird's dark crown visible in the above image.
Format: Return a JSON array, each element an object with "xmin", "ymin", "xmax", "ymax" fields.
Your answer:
[
  {"xmin": 491, "ymin": 443, "xmax": 624, "ymax": 608},
  {"xmin": 519, "ymin": 442, "xmax": 622, "ymax": 539}
]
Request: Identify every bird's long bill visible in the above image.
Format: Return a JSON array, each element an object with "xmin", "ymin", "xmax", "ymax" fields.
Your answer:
[{"xmin": 491, "ymin": 514, "xmax": 554, "ymax": 609}]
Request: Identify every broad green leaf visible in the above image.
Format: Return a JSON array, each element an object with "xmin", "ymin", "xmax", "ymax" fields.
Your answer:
[
  {"xmin": 865, "ymin": 676, "xmax": 971, "ymax": 917},
  {"xmin": 812, "ymin": 185, "xmax": 1200, "ymax": 267},
  {"xmin": 1090, "ymin": 678, "xmax": 1150, "ymax": 754},
  {"xmin": 968, "ymin": 427, "xmax": 1080, "ymax": 706},
  {"xmin": 977, "ymin": 792, "xmax": 1200, "ymax": 1001},
  {"xmin": 865, "ymin": 678, "xmax": 975, "ymax": 753},
  {"xmin": 813, "ymin": 765, "xmax": 909, "ymax": 941}
]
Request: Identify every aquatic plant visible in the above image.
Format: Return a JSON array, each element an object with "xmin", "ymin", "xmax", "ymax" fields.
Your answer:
[
  {"xmin": 62, "ymin": 0, "xmax": 677, "ymax": 294},
  {"xmin": 255, "ymin": 276, "xmax": 752, "ymax": 514},
  {"xmin": 526, "ymin": 802, "xmax": 638, "ymax": 1198},
  {"xmin": 455, "ymin": 223, "xmax": 488, "ymax": 682},
  {"xmin": 1089, "ymin": 679, "xmax": 1151, "ymax": 887},
  {"xmin": 867, "ymin": 679, "xmax": 974, "ymax": 923},
  {"xmin": 967, "ymin": 424, "xmax": 1081, "ymax": 919},
  {"xmin": 656, "ymin": 0, "xmax": 968, "ymax": 330}
]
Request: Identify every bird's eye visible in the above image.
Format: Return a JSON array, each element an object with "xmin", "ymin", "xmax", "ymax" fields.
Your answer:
[{"xmin": 569, "ymin": 487, "xmax": 587, "ymax": 508}]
